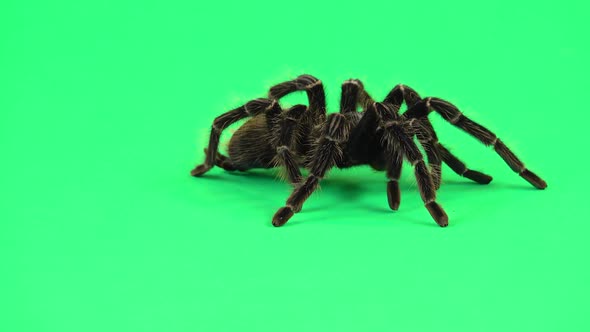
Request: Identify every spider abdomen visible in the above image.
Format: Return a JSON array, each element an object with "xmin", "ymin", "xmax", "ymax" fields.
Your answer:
[{"xmin": 228, "ymin": 115, "xmax": 275, "ymax": 169}]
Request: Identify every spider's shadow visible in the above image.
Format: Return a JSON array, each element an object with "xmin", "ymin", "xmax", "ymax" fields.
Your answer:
[{"xmin": 195, "ymin": 168, "xmax": 540, "ymax": 227}]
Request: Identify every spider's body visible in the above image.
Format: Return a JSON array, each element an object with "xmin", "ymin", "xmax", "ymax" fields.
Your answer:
[
  {"xmin": 191, "ymin": 75, "xmax": 547, "ymax": 227},
  {"xmin": 227, "ymin": 110, "xmax": 381, "ymax": 171}
]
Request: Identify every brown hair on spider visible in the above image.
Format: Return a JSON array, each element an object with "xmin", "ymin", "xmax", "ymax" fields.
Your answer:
[{"xmin": 191, "ymin": 74, "xmax": 547, "ymax": 227}]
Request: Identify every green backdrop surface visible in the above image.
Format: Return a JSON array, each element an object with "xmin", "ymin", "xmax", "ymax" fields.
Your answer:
[{"xmin": 1, "ymin": 1, "xmax": 588, "ymax": 331}]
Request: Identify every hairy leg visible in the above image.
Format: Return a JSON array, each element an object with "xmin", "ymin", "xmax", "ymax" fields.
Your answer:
[
  {"xmin": 268, "ymin": 105, "xmax": 307, "ymax": 183},
  {"xmin": 375, "ymin": 102, "xmax": 448, "ymax": 226},
  {"xmin": 202, "ymin": 148, "xmax": 240, "ymax": 171},
  {"xmin": 340, "ymin": 79, "xmax": 375, "ymax": 113},
  {"xmin": 268, "ymin": 74, "xmax": 326, "ymax": 121},
  {"xmin": 436, "ymin": 143, "xmax": 492, "ymax": 184},
  {"xmin": 190, "ymin": 98, "xmax": 274, "ymax": 176},
  {"xmin": 272, "ymin": 113, "xmax": 349, "ymax": 226},
  {"xmin": 384, "ymin": 84, "xmax": 443, "ymax": 188},
  {"xmin": 404, "ymin": 98, "xmax": 547, "ymax": 189}
]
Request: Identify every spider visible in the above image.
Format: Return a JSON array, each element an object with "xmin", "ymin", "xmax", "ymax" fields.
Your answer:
[{"xmin": 190, "ymin": 75, "xmax": 547, "ymax": 227}]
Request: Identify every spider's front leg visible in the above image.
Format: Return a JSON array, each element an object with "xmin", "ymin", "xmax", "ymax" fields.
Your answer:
[
  {"xmin": 375, "ymin": 102, "xmax": 449, "ymax": 227},
  {"xmin": 411, "ymin": 116, "xmax": 492, "ymax": 187},
  {"xmin": 404, "ymin": 98, "xmax": 547, "ymax": 189},
  {"xmin": 272, "ymin": 113, "xmax": 348, "ymax": 227},
  {"xmin": 384, "ymin": 85, "xmax": 445, "ymax": 188},
  {"xmin": 385, "ymin": 84, "xmax": 493, "ymax": 189}
]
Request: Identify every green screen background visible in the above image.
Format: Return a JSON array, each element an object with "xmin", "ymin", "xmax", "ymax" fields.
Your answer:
[{"xmin": 2, "ymin": 1, "xmax": 588, "ymax": 331}]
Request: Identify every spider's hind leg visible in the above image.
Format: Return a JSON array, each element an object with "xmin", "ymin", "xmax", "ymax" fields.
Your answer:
[
  {"xmin": 203, "ymin": 149, "xmax": 243, "ymax": 172},
  {"xmin": 191, "ymin": 98, "xmax": 274, "ymax": 176}
]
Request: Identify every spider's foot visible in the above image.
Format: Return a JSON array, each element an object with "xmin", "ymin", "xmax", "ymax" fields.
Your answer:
[
  {"xmin": 203, "ymin": 148, "xmax": 236, "ymax": 171},
  {"xmin": 190, "ymin": 164, "xmax": 211, "ymax": 177},
  {"xmin": 425, "ymin": 201, "xmax": 449, "ymax": 227},
  {"xmin": 387, "ymin": 180, "xmax": 401, "ymax": 210},
  {"xmin": 272, "ymin": 206, "xmax": 294, "ymax": 227},
  {"xmin": 519, "ymin": 169, "xmax": 547, "ymax": 190},
  {"xmin": 463, "ymin": 170, "xmax": 493, "ymax": 184}
]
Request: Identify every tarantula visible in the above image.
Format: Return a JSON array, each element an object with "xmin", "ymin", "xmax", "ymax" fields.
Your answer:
[{"xmin": 190, "ymin": 75, "xmax": 547, "ymax": 227}]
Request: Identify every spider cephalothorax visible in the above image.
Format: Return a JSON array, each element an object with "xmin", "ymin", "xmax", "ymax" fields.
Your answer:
[{"xmin": 191, "ymin": 75, "xmax": 547, "ymax": 227}]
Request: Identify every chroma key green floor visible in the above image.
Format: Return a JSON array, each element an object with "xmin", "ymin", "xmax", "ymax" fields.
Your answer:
[{"xmin": 1, "ymin": 1, "xmax": 588, "ymax": 331}]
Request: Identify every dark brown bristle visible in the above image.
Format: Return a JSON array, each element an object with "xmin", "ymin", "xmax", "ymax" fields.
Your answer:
[
  {"xmin": 272, "ymin": 206, "xmax": 294, "ymax": 227},
  {"xmin": 190, "ymin": 164, "xmax": 210, "ymax": 177},
  {"xmin": 520, "ymin": 169, "xmax": 547, "ymax": 189},
  {"xmin": 387, "ymin": 180, "xmax": 401, "ymax": 210},
  {"xmin": 425, "ymin": 202, "xmax": 449, "ymax": 227},
  {"xmin": 463, "ymin": 170, "xmax": 493, "ymax": 184},
  {"xmin": 191, "ymin": 76, "xmax": 545, "ymax": 228}
]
